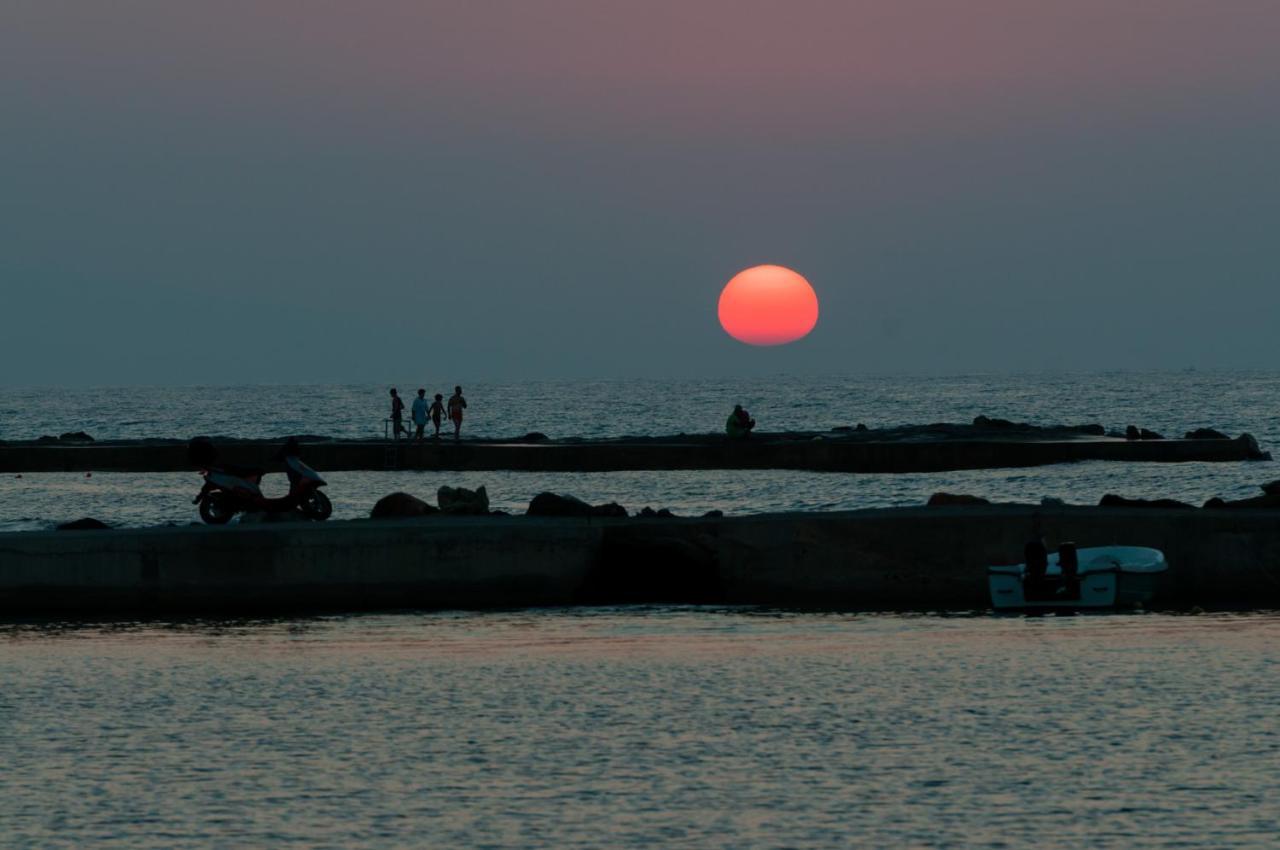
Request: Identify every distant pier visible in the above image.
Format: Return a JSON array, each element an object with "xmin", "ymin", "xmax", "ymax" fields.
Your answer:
[{"xmin": 0, "ymin": 428, "xmax": 1267, "ymax": 474}]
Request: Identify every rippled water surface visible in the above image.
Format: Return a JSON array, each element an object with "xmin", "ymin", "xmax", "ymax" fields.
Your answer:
[
  {"xmin": 2, "ymin": 609, "xmax": 1277, "ymax": 849},
  {"xmin": 2, "ymin": 372, "xmax": 1278, "ymax": 530},
  {"xmin": 4, "ymin": 372, "xmax": 1280, "ymax": 443}
]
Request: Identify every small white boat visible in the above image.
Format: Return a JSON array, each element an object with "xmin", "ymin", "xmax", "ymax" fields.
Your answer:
[{"xmin": 988, "ymin": 545, "xmax": 1167, "ymax": 610}]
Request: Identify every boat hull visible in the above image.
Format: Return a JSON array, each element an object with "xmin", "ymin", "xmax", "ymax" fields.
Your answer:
[
  {"xmin": 988, "ymin": 546, "xmax": 1167, "ymax": 611},
  {"xmin": 989, "ymin": 570, "xmax": 1118, "ymax": 610}
]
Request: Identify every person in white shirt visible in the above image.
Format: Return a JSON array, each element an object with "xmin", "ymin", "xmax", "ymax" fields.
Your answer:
[{"xmin": 411, "ymin": 389, "xmax": 430, "ymax": 441}]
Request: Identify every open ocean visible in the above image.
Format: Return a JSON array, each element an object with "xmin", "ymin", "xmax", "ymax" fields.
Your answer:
[{"xmin": 1, "ymin": 371, "xmax": 1277, "ymax": 531}]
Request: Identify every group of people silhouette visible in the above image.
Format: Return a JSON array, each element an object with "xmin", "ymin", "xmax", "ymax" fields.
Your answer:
[
  {"xmin": 389, "ymin": 389, "xmax": 752, "ymax": 443},
  {"xmin": 389, "ymin": 386, "xmax": 467, "ymax": 441}
]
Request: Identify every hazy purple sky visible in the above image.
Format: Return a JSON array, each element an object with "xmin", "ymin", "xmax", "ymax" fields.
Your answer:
[{"xmin": 3, "ymin": 1, "xmax": 1278, "ymax": 384}]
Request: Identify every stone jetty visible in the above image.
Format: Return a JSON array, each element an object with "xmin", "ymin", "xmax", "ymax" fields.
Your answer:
[
  {"xmin": 0, "ymin": 423, "xmax": 1267, "ymax": 474},
  {"xmin": 3, "ymin": 505, "xmax": 1280, "ymax": 615}
]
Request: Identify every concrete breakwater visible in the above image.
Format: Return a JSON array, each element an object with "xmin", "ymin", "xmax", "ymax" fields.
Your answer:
[
  {"xmin": 3, "ymin": 505, "xmax": 1279, "ymax": 615},
  {"xmin": 0, "ymin": 431, "xmax": 1266, "ymax": 474}
]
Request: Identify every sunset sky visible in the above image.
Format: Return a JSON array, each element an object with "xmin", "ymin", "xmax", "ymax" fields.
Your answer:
[{"xmin": 4, "ymin": 1, "xmax": 1278, "ymax": 383}]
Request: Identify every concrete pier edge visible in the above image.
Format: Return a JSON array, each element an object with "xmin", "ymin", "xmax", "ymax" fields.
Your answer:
[
  {"xmin": 3, "ymin": 505, "xmax": 1279, "ymax": 616},
  {"xmin": 0, "ymin": 433, "xmax": 1267, "ymax": 474}
]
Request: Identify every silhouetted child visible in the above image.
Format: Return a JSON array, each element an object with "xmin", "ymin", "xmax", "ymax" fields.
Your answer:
[{"xmin": 429, "ymin": 393, "xmax": 446, "ymax": 438}]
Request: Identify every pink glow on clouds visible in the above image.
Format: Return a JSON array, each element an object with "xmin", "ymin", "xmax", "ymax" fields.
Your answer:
[{"xmin": 6, "ymin": 0, "xmax": 1280, "ymax": 142}]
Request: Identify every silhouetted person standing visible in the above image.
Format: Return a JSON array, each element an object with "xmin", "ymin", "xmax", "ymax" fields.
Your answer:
[
  {"xmin": 389, "ymin": 388, "xmax": 408, "ymax": 440},
  {"xmin": 448, "ymin": 386, "xmax": 467, "ymax": 440},
  {"xmin": 429, "ymin": 393, "xmax": 446, "ymax": 438},
  {"xmin": 411, "ymin": 389, "xmax": 429, "ymax": 441}
]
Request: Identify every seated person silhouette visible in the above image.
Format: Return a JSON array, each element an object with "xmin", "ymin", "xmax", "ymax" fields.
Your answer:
[{"xmin": 726, "ymin": 404, "xmax": 756, "ymax": 439}]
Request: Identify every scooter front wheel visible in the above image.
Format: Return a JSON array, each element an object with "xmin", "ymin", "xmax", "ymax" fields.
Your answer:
[
  {"xmin": 301, "ymin": 490, "xmax": 333, "ymax": 521},
  {"xmin": 199, "ymin": 492, "xmax": 237, "ymax": 525}
]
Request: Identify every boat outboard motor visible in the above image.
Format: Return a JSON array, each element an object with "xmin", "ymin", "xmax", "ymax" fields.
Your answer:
[
  {"xmin": 1059, "ymin": 541, "xmax": 1079, "ymax": 580},
  {"xmin": 1024, "ymin": 539, "xmax": 1049, "ymax": 581}
]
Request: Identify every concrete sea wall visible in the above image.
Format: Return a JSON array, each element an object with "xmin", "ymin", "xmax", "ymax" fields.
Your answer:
[
  {"xmin": 0, "ymin": 434, "xmax": 1265, "ymax": 474},
  {"xmin": 2, "ymin": 506, "xmax": 1279, "ymax": 615}
]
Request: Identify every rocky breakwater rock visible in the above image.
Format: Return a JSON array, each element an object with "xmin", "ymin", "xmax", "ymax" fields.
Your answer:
[
  {"xmin": 972, "ymin": 415, "xmax": 1105, "ymax": 436},
  {"xmin": 371, "ymin": 492, "xmax": 439, "ymax": 519},
  {"xmin": 526, "ymin": 492, "xmax": 628, "ymax": 518},
  {"xmin": 1124, "ymin": 426, "xmax": 1165, "ymax": 440},
  {"xmin": 1099, "ymin": 494, "xmax": 1195, "ymax": 509},
  {"xmin": 1242, "ymin": 434, "xmax": 1269, "ymax": 460},
  {"xmin": 437, "ymin": 485, "xmax": 490, "ymax": 515},
  {"xmin": 56, "ymin": 517, "xmax": 112, "ymax": 530},
  {"xmin": 33, "ymin": 432, "xmax": 97, "ymax": 444},
  {"xmin": 1204, "ymin": 481, "xmax": 1280, "ymax": 509},
  {"xmin": 1185, "ymin": 428, "xmax": 1230, "ymax": 440},
  {"xmin": 927, "ymin": 492, "xmax": 990, "ymax": 506},
  {"xmin": 638, "ymin": 507, "xmax": 677, "ymax": 518}
]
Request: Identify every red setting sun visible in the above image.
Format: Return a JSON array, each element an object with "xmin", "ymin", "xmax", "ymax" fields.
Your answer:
[{"xmin": 718, "ymin": 265, "xmax": 819, "ymax": 346}]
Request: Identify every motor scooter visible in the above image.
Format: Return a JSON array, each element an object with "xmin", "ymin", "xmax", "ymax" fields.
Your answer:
[{"xmin": 194, "ymin": 454, "xmax": 332, "ymax": 524}]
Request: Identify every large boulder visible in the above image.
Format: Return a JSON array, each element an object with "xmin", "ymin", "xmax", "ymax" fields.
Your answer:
[
  {"xmin": 1099, "ymin": 494, "xmax": 1195, "ymax": 509},
  {"xmin": 1203, "ymin": 493, "xmax": 1280, "ymax": 510},
  {"xmin": 437, "ymin": 485, "xmax": 490, "ymax": 515},
  {"xmin": 1240, "ymin": 433, "xmax": 1269, "ymax": 460},
  {"xmin": 56, "ymin": 517, "xmax": 111, "ymax": 531},
  {"xmin": 525, "ymin": 492, "xmax": 628, "ymax": 518},
  {"xmin": 370, "ymin": 492, "xmax": 438, "ymax": 519},
  {"xmin": 927, "ymin": 492, "xmax": 990, "ymax": 506},
  {"xmin": 1260, "ymin": 480, "xmax": 1280, "ymax": 496},
  {"xmin": 1185, "ymin": 428, "xmax": 1230, "ymax": 440},
  {"xmin": 58, "ymin": 431, "xmax": 94, "ymax": 443},
  {"xmin": 527, "ymin": 492, "xmax": 590, "ymax": 517},
  {"xmin": 973, "ymin": 415, "xmax": 1025, "ymax": 429}
]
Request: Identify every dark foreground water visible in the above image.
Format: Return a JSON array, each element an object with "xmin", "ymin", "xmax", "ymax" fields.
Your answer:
[{"xmin": 2, "ymin": 609, "xmax": 1277, "ymax": 849}]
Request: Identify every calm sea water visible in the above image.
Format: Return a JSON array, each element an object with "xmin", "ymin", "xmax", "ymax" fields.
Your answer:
[
  {"xmin": 1, "ymin": 372, "xmax": 1277, "ymax": 530},
  {"xmin": 4, "ymin": 372, "xmax": 1280, "ymax": 443},
  {"xmin": 2, "ymin": 609, "xmax": 1276, "ymax": 849}
]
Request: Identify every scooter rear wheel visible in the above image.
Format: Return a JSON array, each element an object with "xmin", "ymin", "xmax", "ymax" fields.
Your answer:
[
  {"xmin": 301, "ymin": 490, "xmax": 333, "ymax": 521},
  {"xmin": 199, "ymin": 492, "xmax": 237, "ymax": 525}
]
